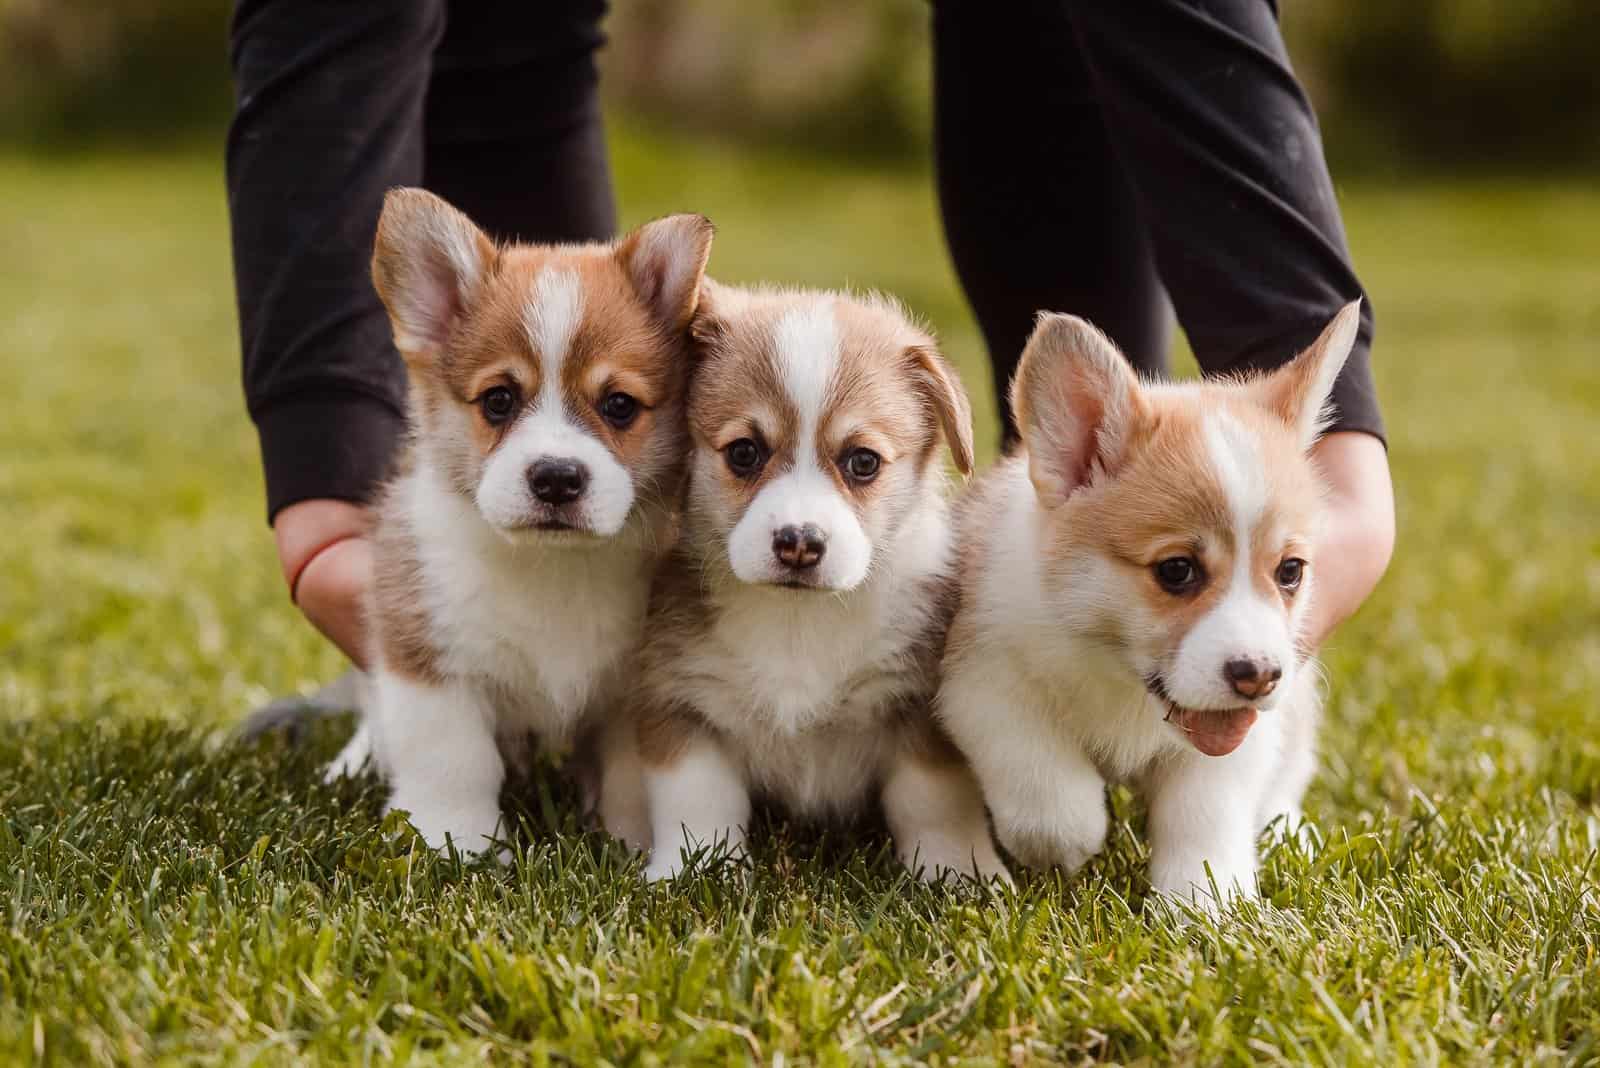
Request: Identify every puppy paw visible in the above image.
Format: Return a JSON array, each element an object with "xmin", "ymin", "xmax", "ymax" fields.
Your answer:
[
  {"xmin": 987, "ymin": 784, "xmax": 1109, "ymax": 875},
  {"xmin": 1149, "ymin": 866, "xmax": 1258, "ymax": 920},
  {"xmin": 323, "ymin": 725, "xmax": 374, "ymax": 783},
  {"xmin": 899, "ymin": 835, "xmax": 1014, "ymax": 888},
  {"xmin": 999, "ymin": 820, "xmax": 1106, "ymax": 875},
  {"xmin": 642, "ymin": 853, "xmax": 683, "ymax": 884},
  {"xmin": 388, "ymin": 795, "xmax": 501, "ymax": 859}
]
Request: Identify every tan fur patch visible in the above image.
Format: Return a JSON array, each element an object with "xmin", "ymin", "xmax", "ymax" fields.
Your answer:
[
  {"xmin": 367, "ymin": 478, "xmax": 443, "ymax": 684},
  {"xmin": 633, "ymin": 556, "xmax": 719, "ymax": 768}
]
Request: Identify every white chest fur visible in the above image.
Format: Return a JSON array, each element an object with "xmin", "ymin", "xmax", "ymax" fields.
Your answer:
[
  {"xmin": 405, "ymin": 467, "xmax": 654, "ymax": 743},
  {"xmin": 677, "ymin": 502, "xmax": 950, "ymax": 813}
]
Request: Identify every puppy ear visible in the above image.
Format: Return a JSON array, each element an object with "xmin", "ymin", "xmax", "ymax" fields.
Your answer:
[
  {"xmin": 1010, "ymin": 313, "xmax": 1143, "ymax": 508},
  {"xmin": 371, "ymin": 188, "xmax": 495, "ymax": 360},
  {"xmin": 1253, "ymin": 299, "xmax": 1361, "ymax": 450},
  {"xmin": 906, "ymin": 343, "xmax": 975, "ymax": 476},
  {"xmin": 617, "ymin": 213, "xmax": 715, "ymax": 332},
  {"xmin": 688, "ymin": 276, "xmax": 731, "ymax": 352}
]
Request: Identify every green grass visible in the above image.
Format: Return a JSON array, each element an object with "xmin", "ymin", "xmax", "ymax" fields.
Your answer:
[{"xmin": 2, "ymin": 125, "xmax": 1597, "ymax": 1065}]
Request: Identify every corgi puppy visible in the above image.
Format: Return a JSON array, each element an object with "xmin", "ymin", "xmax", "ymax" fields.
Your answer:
[
  {"xmin": 351, "ymin": 188, "xmax": 713, "ymax": 856},
  {"xmin": 633, "ymin": 284, "xmax": 1008, "ymax": 884},
  {"xmin": 938, "ymin": 302, "xmax": 1362, "ymax": 908}
]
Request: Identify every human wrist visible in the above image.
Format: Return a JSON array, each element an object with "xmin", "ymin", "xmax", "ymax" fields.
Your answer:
[{"xmin": 273, "ymin": 498, "xmax": 372, "ymax": 602}]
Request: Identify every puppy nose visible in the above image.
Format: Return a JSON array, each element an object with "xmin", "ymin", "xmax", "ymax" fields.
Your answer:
[
  {"xmin": 772, "ymin": 524, "xmax": 826, "ymax": 570},
  {"xmin": 1224, "ymin": 657, "xmax": 1282, "ymax": 700},
  {"xmin": 527, "ymin": 459, "xmax": 588, "ymax": 504}
]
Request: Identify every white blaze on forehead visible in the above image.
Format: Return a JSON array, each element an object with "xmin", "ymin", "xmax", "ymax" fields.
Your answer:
[
  {"xmin": 1164, "ymin": 408, "xmax": 1295, "ymax": 713},
  {"xmin": 1203, "ymin": 410, "xmax": 1268, "ymax": 546},
  {"xmin": 522, "ymin": 267, "xmax": 584, "ymax": 402},
  {"xmin": 772, "ymin": 302, "xmax": 840, "ymax": 445}
]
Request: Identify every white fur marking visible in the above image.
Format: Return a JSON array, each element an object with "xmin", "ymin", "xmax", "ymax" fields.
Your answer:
[
  {"xmin": 1204, "ymin": 411, "xmax": 1267, "ymax": 540},
  {"xmin": 523, "ymin": 267, "xmax": 583, "ymax": 379},
  {"xmin": 773, "ymin": 303, "xmax": 840, "ymax": 440}
]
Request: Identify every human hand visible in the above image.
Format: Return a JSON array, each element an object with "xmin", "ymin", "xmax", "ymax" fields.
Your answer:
[
  {"xmin": 272, "ymin": 498, "xmax": 375, "ymax": 669},
  {"xmin": 1304, "ymin": 431, "xmax": 1396, "ymax": 650}
]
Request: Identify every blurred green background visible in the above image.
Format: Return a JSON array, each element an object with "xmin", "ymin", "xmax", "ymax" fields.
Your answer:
[{"xmin": 4, "ymin": 0, "xmax": 1600, "ymax": 173}]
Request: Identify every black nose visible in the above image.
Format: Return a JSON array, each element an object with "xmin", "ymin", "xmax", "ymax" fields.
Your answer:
[
  {"xmin": 1224, "ymin": 657, "xmax": 1282, "ymax": 700},
  {"xmin": 527, "ymin": 458, "xmax": 588, "ymax": 505},
  {"xmin": 772, "ymin": 524, "xmax": 826, "ymax": 570}
]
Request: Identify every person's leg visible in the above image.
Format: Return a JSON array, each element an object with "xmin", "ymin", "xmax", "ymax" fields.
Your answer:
[
  {"xmin": 227, "ymin": 0, "xmax": 445, "ymax": 522},
  {"xmin": 1061, "ymin": 0, "xmax": 1382, "ymax": 441},
  {"xmin": 425, "ymin": 1, "xmax": 616, "ymax": 246},
  {"xmin": 932, "ymin": 0, "xmax": 1169, "ymax": 447}
]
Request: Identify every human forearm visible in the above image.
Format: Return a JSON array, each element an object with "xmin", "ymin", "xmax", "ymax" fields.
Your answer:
[
  {"xmin": 273, "ymin": 498, "xmax": 375, "ymax": 669},
  {"xmin": 1305, "ymin": 431, "xmax": 1396, "ymax": 649}
]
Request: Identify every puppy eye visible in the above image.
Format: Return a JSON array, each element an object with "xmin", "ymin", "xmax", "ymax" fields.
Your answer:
[
  {"xmin": 479, "ymin": 385, "xmax": 518, "ymax": 425},
  {"xmin": 843, "ymin": 448, "xmax": 881, "ymax": 483},
  {"xmin": 1154, "ymin": 556, "xmax": 1202, "ymax": 594},
  {"xmin": 599, "ymin": 391, "xmax": 640, "ymax": 428},
  {"xmin": 724, "ymin": 438, "xmax": 765, "ymax": 477},
  {"xmin": 1276, "ymin": 557, "xmax": 1305, "ymax": 592}
]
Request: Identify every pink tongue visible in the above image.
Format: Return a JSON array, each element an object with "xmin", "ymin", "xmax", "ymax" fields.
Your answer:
[{"xmin": 1173, "ymin": 706, "xmax": 1259, "ymax": 756}]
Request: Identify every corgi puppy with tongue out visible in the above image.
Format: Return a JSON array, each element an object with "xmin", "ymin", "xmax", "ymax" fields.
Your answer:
[{"xmin": 937, "ymin": 302, "xmax": 1361, "ymax": 909}]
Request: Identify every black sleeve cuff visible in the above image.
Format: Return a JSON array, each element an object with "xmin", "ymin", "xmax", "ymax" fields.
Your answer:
[
  {"xmin": 1326, "ymin": 349, "xmax": 1385, "ymax": 446},
  {"xmin": 254, "ymin": 391, "xmax": 406, "ymax": 524}
]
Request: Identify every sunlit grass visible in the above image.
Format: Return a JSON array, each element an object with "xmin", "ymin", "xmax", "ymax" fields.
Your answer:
[{"xmin": 1, "ymin": 129, "xmax": 1596, "ymax": 1063}]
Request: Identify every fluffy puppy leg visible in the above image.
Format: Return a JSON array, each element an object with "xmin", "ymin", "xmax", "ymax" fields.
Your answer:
[
  {"xmin": 594, "ymin": 715, "xmax": 652, "ymax": 854},
  {"xmin": 324, "ymin": 723, "xmax": 374, "ymax": 782},
  {"xmin": 371, "ymin": 670, "xmax": 505, "ymax": 858},
  {"xmin": 642, "ymin": 733, "xmax": 749, "ymax": 883},
  {"xmin": 881, "ymin": 748, "xmax": 1011, "ymax": 885},
  {"xmin": 940, "ymin": 673, "xmax": 1108, "ymax": 873},
  {"xmin": 1257, "ymin": 682, "xmax": 1321, "ymax": 845},
  {"xmin": 988, "ymin": 740, "xmax": 1109, "ymax": 875},
  {"xmin": 1256, "ymin": 739, "xmax": 1314, "ymax": 847},
  {"xmin": 1145, "ymin": 742, "xmax": 1274, "ymax": 912}
]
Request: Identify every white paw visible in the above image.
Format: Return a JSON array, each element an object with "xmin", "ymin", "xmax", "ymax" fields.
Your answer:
[
  {"xmin": 322, "ymin": 725, "xmax": 374, "ymax": 783},
  {"xmin": 999, "ymin": 821, "xmax": 1106, "ymax": 875},
  {"xmin": 1150, "ymin": 868, "xmax": 1257, "ymax": 919},
  {"xmin": 642, "ymin": 853, "xmax": 683, "ymax": 883},
  {"xmin": 388, "ymin": 795, "xmax": 502, "ymax": 859},
  {"xmin": 900, "ymin": 836, "xmax": 1015, "ymax": 887},
  {"xmin": 988, "ymin": 789, "xmax": 1109, "ymax": 875},
  {"xmin": 597, "ymin": 775, "xmax": 653, "ymax": 855},
  {"xmin": 640, "ymin": 835, "xmax": 745, "ymax": 884},
  {"xmin": 603, "ymin": 805, "xmax": 653, "ymax": 857}
]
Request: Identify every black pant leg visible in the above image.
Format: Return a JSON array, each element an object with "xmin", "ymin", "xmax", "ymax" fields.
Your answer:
[
  {"xmin": 227, "ymin": 0, "xmax": 445, "ymax": 522},
  {"xmin": 1063, "ymin": 0, "xmax": 1383, "ymax": 440},
  {"xmin": 932, "ymin": 0, "xmax": 1170, "ymax": 446},
  {"xmin": 425, "ymin": 0, "xmax": 616, "ymax": 245}
]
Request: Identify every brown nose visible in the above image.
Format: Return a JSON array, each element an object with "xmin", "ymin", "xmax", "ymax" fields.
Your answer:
[
  {"xmin": 1224, "ymin": 657, "xmax": 1281, "ymax": 700},
  {"xmin": 772, "ymin": 524, "xmax": 826, "ymax": 570}
]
